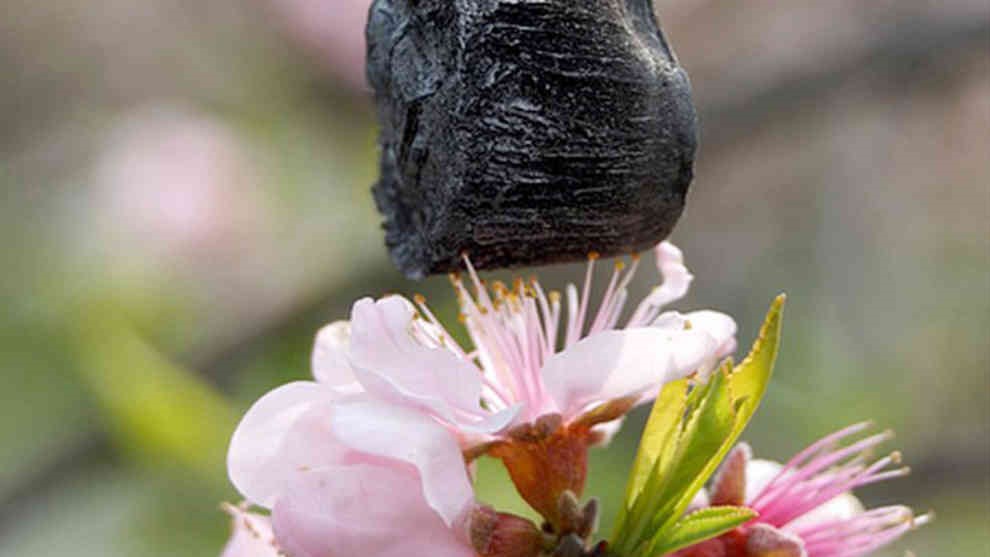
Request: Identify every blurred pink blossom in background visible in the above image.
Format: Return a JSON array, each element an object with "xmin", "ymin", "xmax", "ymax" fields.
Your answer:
[{"xmin": 91, "ymin": 103, "xmax": 268, "ymax": 274}]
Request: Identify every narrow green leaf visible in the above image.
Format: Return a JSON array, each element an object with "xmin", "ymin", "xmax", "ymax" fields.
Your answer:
[
  {"xmin": 625, "ymin": 378, "xmax": 689, "ymax": 505},
  {"xmin": 654, "ymin": 296, "xmax": 786, "ymax": 536},
  {"xmin": 648, "ymin": 366, "xmax": 737, "ymax": 534},
  {"xmin": 650, "ymin": 506, "xmax": 757, "ymax": 556},
  {"xmin": 75, "ymin": 308, "xmax": 238, "ymax": 482},
  {"xmin": 612, "ymin": 379, "xmax": 688, "ymax": 552},
  {"xmin": 728, "ymin": 294, "xmax": 786, "ymax": 436}
]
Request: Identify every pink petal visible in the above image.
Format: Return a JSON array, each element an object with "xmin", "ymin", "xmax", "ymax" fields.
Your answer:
[
  {"xmin": 653, "ymin": 310, "xmax": 737, "ymax": 375},
  {"xmin": 686, "ymin": 489, "xmax": 711, "ymax": 513},
  {"xmin": 681, "ymin": 310, "xmax": 738, "ymax": 358},
  {"xmin": 311, "ymin": 321, "xmax": 360, "ymax": 388},
  {"xmin": 541, "ymin": 327, "xmax": 717, "ymax": 419},
  {"xmin": 785, "ymin": 493, "xmax": 864, "ymax": 531},
  {"xmin": 348, "ymin": 297, "xmax": 485, "ymax": 423},
  {"xmin": 745, "ymin": 459, "xmax": 785, "ymax": 504},
  {"xmin": 645, "ymin": 242, "xmax": 694, "ymax": 308},
  {"xmin": 227, "ymin": 382, "xmax": 344, "ymax": 507},
  {"xmin": 710, "ymin": 443, "xmax": 751, "ymax": 506},
  {"xmin": 459, "ymin": 404, "xmax": 523, "ymax": 436},
  {"xmin": 330, "ymin": 399, "xmax": 475, "ymax": 525},
  {"xmin": 220, "ymin": 505, "xmax": 280, "ymax": 557},
  {"xmin": 745, "ymin": 524, "xmax": 807, "ymax": 557},
  {"xmin": 272, "ymin": 466, "xmax": 475, "ymax": 557}
]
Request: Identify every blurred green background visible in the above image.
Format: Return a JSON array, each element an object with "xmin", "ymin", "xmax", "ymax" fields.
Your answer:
[{"xmin": 1, "ymin": 1, "xmax": 987, "ymax": 555}]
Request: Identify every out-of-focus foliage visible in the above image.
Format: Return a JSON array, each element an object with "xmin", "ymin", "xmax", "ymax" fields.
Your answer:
[
  {"xmin": 0, "ymin": 1, "xmax": 987, "ymax": 556},
  {"xmin": 75, "ymin": 303, "xmax": 238, "ymax": 480}
]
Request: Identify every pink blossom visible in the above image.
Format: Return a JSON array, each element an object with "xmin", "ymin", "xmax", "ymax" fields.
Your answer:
[
  {"xmin": 678, "ymin": 423, "xmax": 931, "ymax": 557},
  {"xmin": 334, "ymin": 242, "xmax": 736, "ymax": 447},
  {"xmin": 227, "ymin": 241, "xmax": 737, "ymax": 545},
  {"xmin": 92, "ymin": 104, "xmax": 267, "ymax": 269},
  {"xmin": 312, "ymin": 241, "xmax": 735, "ymax": 523},
  {"xmin": 226, "ymin": 385, "xmax": 476, "ymax": 557}
]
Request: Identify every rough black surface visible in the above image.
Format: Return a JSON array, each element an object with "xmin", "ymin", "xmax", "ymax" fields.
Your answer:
[{"xmin": 367, "ymin": 0, "xmax": 697, "ymax": 278}]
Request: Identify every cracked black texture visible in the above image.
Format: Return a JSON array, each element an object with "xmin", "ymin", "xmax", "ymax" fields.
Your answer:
[{"xmin": 367, "ymin": 0, "xmax": 697, "ymax": 278}]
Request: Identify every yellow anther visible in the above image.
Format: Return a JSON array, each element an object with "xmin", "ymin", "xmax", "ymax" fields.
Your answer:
[
  {"xmin": 588, "ymin": 251, "xmax": 601, "ymax": 261},
  {"xmin": 414, "ymin": 293, "xmax": 427, "ymax": 305}
]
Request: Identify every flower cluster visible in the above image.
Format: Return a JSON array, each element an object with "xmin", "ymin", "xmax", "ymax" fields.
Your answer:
[
  {"xmin": 220, "ymin": 242, "xmax": 927, "ymax": 557},
  {"xmin": 224, "ymin": 242, "xmax": 735, "ymax": 556}
]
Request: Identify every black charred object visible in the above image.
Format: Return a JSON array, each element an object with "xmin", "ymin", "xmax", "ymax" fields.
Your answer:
[{"xmin": 367, "ymin": 0, "xmax": 698, "ymax": 279}]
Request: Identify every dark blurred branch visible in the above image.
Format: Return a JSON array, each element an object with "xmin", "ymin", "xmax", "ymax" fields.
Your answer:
[{"xmin": 0, "ymin": 432, "xmax": 111, "ymax": 535}]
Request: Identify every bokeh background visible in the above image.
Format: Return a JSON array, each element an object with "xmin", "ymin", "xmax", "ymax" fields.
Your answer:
[{"xmin": 2, "ymin": 1, "xmax": 988, "ymax": 555}]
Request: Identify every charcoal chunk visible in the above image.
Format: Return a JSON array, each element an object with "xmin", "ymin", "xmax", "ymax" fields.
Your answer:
[{"xmin": 367, "ymin": 0, "xmax": 697, "ymax": 278}]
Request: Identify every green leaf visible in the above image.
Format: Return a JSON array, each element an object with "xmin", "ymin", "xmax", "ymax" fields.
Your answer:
[
  {"xmin": 75, "ymin": 305, "xmax": 238, "ymax": 483},
  {"xmin": 612, "ymin": 379, "xmax": 687, "ymax": 551},
  {"xmin": 650, "ymin": 506, "xmax": 757, "ymax": 556},
  {"xmin": 609, "ymin": 296, "xmax": 786, "ymax": 557},
  {"xmin": 648, "ymin": 366, "xmax": 737, "ymax": 535},
  {"xmin": 624, "ymin": 378, "xmax": 689, "ymax": 507},
  {"xmin": 728, "ymin": 294, "xmax": 786, "ymax": 439}
]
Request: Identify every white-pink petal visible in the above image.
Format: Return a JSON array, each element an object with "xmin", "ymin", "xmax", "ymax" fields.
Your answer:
[
  {"xmin": 645, "ymin": 242, "xmax": 694, "ymax": 308},
  {"xmin": 227, "ymin": 382, "xmax": 344, "ymax": 507},
  {"xmin": 311, "ymin": 321, "xmax": 360, "ymax": 388},
  {"xmin": 653, "ymin": 310, "xmax": 737, "ymax": 375},
  {"xmin": 330, "ymin": 400, "xmax": 475, "ymax": 525},
  {"xmin": 745, "ymin": 459, "xmax": 785, "ymax": 504},
  {"xmin": 221, "ymin": 505, "xmax": 280, "ymax": 557},
  {"xmin": 785, "ymin": 493, "xmax": 864, "ymax": 532},
  {"xmin": 348, "ymin": 297, "xmax": 486, "ymax": 423},
  {"xmin": 540, "ymin": 327, "xmax": 717, "ymax": 419},
  {"xmin": 272, "ymin": 466, "xmax": 474, "ymax": 557},
  {"xmin": 682, "ymin": 310, "xmax": 738, "ymax": 359},
  {"xmin": 745, "ymin": 459, "xmax": 865, "ymax": 531}
]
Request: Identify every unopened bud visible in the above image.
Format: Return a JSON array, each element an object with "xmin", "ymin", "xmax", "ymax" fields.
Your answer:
[
  {"xmin": 469, "ymin": 505, "xmax": 544, "ymax": 557},
  {"xmin": 555, "ymin": 491, "xmax": 601, "ymax": 540},
  {"xmin": 551, "ymin": 534, "xmax": 587, "ymax": 557},
  {"xmin": 557, "ymin": 491, "xmax": 582, "ymax": 534},
  {"xmin": 579, "ymin": 498, "xmax": 600, "ymax": 539}
]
